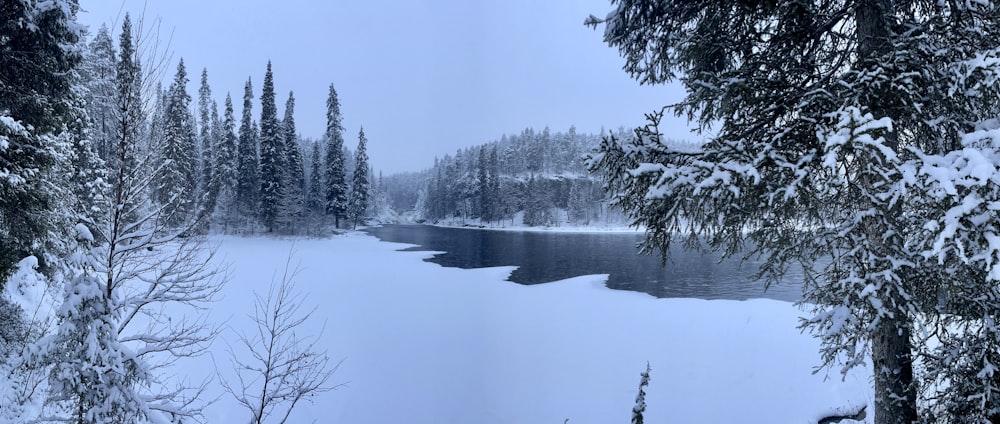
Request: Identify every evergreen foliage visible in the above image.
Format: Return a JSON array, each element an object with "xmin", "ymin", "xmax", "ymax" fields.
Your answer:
[
  {"xmin": 258, "ymin": 62, "xmax": 282, "ymax": 231},
  {"xmin": 198, "ymin": 68, "xmax": 213, "ymax": 197},
  {"xmin": 323, "ymin": 84, "xmax": 348, "ymax": 227},
  {"xmin": 0, "ymin": 0, "xmax": 84, "ymax": 281},
  {"xmin": 235, "ymin": 78, "xmax": 260, "ymax": 230},
  {"xmin": 409, "ymin": 126, "xmax": 621, "ymax": 226},
  {"xmin": 214, "ymin": 94, "xmax": 239, "ymax": 232},
  {"xmin": 80, "ymin": 23, "xmax": 117, "ymax": 162},
  {"xmin": 157, "ymin": 58, "xmax": 197, "ymax": 228},
  {"xmin": 631, "ymin": 363, "xmax": 650, "ymax": 424},
  {"xmin": 306, "ymin": 141, "xmax": 324, "ymax": 218},
  {"xmin": 274, "ymin": 91, "xmax": 304, "ymax": 233},
  {"xmin": 348, "ymin": 127, "xmax": 370, "ymax": 228},
  {"xmin": 586, "ymin": 1, "xmax": 1000, "ymax": 421}
]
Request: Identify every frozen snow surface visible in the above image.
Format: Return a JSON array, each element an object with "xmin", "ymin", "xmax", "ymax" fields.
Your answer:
[{"xmin": 195, "ymin": 232, "xmax": 870, "ymax": 423}]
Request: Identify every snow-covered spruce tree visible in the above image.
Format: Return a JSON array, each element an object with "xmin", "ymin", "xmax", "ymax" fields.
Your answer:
[
  {"xmin": 0, "ymin": 0, "xmax": 84, "ymax": 283},
  {"xmin": 477, "ymin": 147, "xmax": 490, "ymax": 222},
  {"xmin": 284, "ymin": 92, "xmax": 305, "ymax": 203},
  {"xmin": 258, "ymin": 62, "xmax": 283, "ymax": 231},
  {"xmin": 631, "ymin": 363, "xmax": 650, "ymax": 424},
  {"xmin": 235, "ymin": 78, "xmax": 260, "ymax": 231},
  {"xmin": 324, "ymin": 84, "xmax": 349, "ymax": 228},
  {"xmin": 197, "ymin": 68, "xmax": 214, "ymax": 199},
  {"xmin": 213, "ymin": 94, "xmax": 239, "ymax": 233},
  {"xmin": 201, "ymin": 98, "xmax": 222, "ymax": 226},
  {"xmin": 587, "ymin": 1, "xmax": 1000, "ymax": 422},
  {"xmin": 306, "ymin": 141, "xmax": 325, "ymax": 226},
  {"xmin": 80, "ymin": 23, "xmax": 117, "ymax": 163},
  {"xmin": 32, "ymin": 226, "xmax": 148, "ymax": 423},
  {"xmin": 274, "ymin": 91, "xmax": 304, "ymax": 233},
  {"xmin": 488, "ymin": 146, "xmax": 501, "ymax": 224},
  {"xmin": 27, "ymin": 14, "xmax": 224, "ymax": 422},
  {"xmin": 156, "ymin": 58, "xmax": 198, "ymax": 229},
  {"xmin": 348, "ymin": 127, "xmax": 370, "ymax": 229}
]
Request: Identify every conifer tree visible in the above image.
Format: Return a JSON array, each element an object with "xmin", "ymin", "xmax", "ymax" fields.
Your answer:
[
  {"xmin": 274, "ymin": 91, "xmax": 305, "ymax": 232},
  {"xmin": 348, "ymin": 127, "xmax": 370, "ymax": 229},
  {"xmin": 81, "ymin": 23, "xmax": 117, "ymax": 162},
  {"xmin": 306, "ymin": 141, "xmax": 325, "ymax": 219},
  {"xmin": 587, "ymin": 2, "xmax": 1000, "ymax": 421},
  {"xmin": 283, "ymin": 92, "xmax": 305, "ymax": 197},
  {"xmin": 198, "ymin": 68, "xmax": 213, "ymax": 197},
  {"xmin": 477, "ymin": 147, "xmax": 489, "ymax": 221},
  {"xmin": 204, "ymin": 99, "xmax": 222, "ymax": 210},
  {"xmin": 488, "ymin": 146, "xmax": 501, "ymax": 223},
  {"xmin": 214, "ymin": 94, "xmax": 239, "ymax": 232},
  {"xmin": 157, "ymin": 58, "xmax": 197, "ymax": 227},
  {"xmin": 235, "ymin": 78, "xmax": 259, "ymax": 230},
  {"xmin": 0, "ymin": 0, "xmax": 84, "ymax": 281},
  {"xmin": 324, "ymin": 84, "xmax": 348, "ymax": 228},
  {"xmin": 258, "ymin": 62, "xmax": 282, "ymax": 231}
]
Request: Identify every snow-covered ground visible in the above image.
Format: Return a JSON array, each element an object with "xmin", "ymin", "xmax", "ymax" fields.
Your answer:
[{"xmin": 192, "ymin": 232, "xmax": 870, "ymax": 423}]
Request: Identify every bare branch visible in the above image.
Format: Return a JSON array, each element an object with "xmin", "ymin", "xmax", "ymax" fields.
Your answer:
[{"xmin": 221, "ymin": 249, "xmax": 345, "ymax": 424}]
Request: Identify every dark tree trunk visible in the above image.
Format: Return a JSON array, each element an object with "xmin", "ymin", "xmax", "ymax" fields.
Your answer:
[
  {"xmin": 872, "ymin": 316, "xmax": 917, "ymax": 424},
  {"xmin": 856, "ymin": 1, "xmax": 918, "ymax": 423}
]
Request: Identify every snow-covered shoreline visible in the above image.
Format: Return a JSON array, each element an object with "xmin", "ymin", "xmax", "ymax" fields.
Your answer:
[{"xmin": 188, "ymin": 232, "xmax": 869, "ymax": 423}]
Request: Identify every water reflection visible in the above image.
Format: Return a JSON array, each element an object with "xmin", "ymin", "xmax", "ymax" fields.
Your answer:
[{"xmin": 365, "ymin": 225, "xmax": 803, "ymax": 302}]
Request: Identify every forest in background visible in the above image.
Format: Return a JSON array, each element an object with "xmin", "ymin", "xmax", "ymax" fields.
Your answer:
[{"xmin": 381, "ymin": 126, "xmax": 647, "ymax": 227}]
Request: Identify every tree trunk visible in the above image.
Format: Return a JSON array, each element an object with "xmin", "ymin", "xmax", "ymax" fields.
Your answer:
[
  {"xmin": 873, "ymin": 316, "xmax": 917, "ymax": 424},
  {"xmin": 856, "ymin": 1, "xmax": 918, "ymax": 423}
]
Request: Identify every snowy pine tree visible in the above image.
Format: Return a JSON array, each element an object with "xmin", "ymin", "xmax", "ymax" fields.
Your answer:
[
  {"xmin": 587, "ymin": 2, "xmax": 1000, "ymax": 422},
  {"xmin": 324, "ymin": 84, "xmax": 348, "ymax": 228},
  {"xmin": 214, "ymin": 94, "xmax": 239, "ymax": 232},
  {"xmin": 235, "ymin": 78, "xmax": 260, "ymax": 231},
  {"xmin": 80, "ymin": 24, "xmax": 117, "ymax": 163},
  {"xmin": 274, "ymin": 91, "xmax": 304, "ymax": 233},
  {"xmin": 305, "ymin": 141, "xmax": 326, "ymax": 233},
  {"xmin": 306, "ymin": 141, "xmax": 324, "ymax": 216},
  {"xmin": 258, "ymin": 62, "xmax": 282, "ymax": 231},
  {"xmin": 157, "ymin": 58, "xmax": 197, "ymax": 228},
  {"xmin": 348, "ymin": 127, "xmax": 370, "ymax": 229},
  {"xmin": 197, "ymin": 68, "xmax": 213, "ymax": 199},
  {"xmin": 0, "ymin": 0, "xmax": 84, "ymax": 282}
]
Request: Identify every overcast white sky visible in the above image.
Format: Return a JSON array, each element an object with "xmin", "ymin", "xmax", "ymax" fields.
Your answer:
[{"xmin": 77, "ymin": 0, "xmax": 692, "ymax": 174}]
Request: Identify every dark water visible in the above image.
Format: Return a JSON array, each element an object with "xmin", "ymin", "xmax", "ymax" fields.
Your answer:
[{"xmin": 365, "ymin": 224, "xmax": 803, "ymax": 302}]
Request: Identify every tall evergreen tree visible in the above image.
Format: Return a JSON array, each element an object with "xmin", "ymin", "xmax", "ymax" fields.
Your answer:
[
  {"xmin": 323, "ymin": 84, "xmax": 348, "ymax": 228},
  {"xmin": 477, "ymin": 147, "xmax": 489, "ymax": 221},
  {"xmin": 306, "ymin": 141, "xmax": 324, "ymax": 217},
  {"xmin": 587, "ymin": 1, "xmax": 1000, "ymax": 422},
  {"xmin": 81, "ymin": 23, "xmax": 117, "ymax": 162},
  {"xmin": 235, "ymin": 78, "xmax": 259, "ymax": 229},
  {"xmin": 276, "ymin": 91, "xmax": 305, "ymax": 231},
  {"xmin": 258, "ymin": 61, "xmax": 282, "ymax": 231},
  {"xmin": 203, "ymin": 99, "xmax": 222, "ymax": 211},
  {"xmin": 31, "ymin": 13, "xmax": 144, "ymax": 423},
  {"xmin": 488, "ymin": 146, "xmax": 501, "ymax": 223},
  {"xmin": 156, "ymin": 58, "xmax": 197, "ymax": 227},
  {"xmin": 197, "ymin": 68, "xmax": 214, "ymax": 198},
  {"xmin": 283, "ymin": 91, "xmax": 304, "ymax": 196},
  {"xmin": 0, "ymin": 0, "xmax": 84, "ymax": 281},
  {"xmin": 214, "ymin": 94, "xmax": 239, "ymax": 231},
  {"xmin": 273, "ymin": 92, "xmax": 304, "ymax": 233},
  {"xmin": 348, "ymin": 127, "xmax": 370, "ymax": 229}
]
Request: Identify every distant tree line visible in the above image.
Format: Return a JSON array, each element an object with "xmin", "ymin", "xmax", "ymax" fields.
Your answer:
[{"xmin": 384, "ymin": 126, "xmax": 641, "ymax": 227}]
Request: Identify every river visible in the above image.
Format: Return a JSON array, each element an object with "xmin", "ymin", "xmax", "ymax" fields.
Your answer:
[{"xmin": 365, "ymin": 224, "xmax": 803, "ymax": 302}]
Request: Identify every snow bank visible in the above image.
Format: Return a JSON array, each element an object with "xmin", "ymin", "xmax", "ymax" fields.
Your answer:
[{"xmin": 193, "ymin": 232, "xmax": 869, "ymax": 423}]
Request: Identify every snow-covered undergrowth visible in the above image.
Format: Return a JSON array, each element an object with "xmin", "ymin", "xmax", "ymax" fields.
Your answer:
[{"xmin": 186, "ymin": 232, "xmax": 869, "ymax": 423}]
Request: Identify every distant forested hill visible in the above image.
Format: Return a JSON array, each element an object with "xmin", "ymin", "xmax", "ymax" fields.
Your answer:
[{"xmin": 382, "ymin": 126, "xmax": 652, "ymax": 227}]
